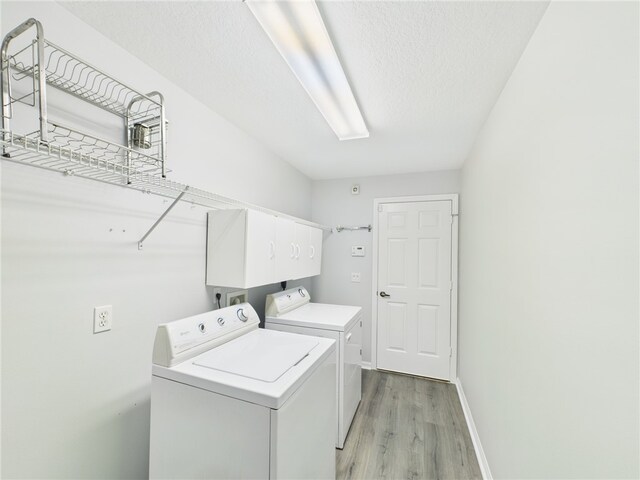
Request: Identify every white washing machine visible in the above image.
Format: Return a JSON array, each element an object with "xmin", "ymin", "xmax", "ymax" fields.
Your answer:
[
  {"xmin": 265, "ymin": 287, "xmax": 362, "ymax": 449},
  {"xmin": 149, "ymin": 303, "xmax": 336, "ymax": 479}
]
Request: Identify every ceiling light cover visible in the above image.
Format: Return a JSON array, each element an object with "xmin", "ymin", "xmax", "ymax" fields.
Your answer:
[{"xmin": 247, "ymin": 0, "xmax": 369, "ymax": 141}]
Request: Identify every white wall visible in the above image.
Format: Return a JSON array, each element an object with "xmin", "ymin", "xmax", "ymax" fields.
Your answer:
[
  {"xmin": 311, "ymin": 171, "xmax": 460, "ymax": 363},
  {"xmin": 458, "ymin": 2, "xmax": 639, "ymax": 478},
  {"xmin": 1, "ymin": 2, "xmax": 313, "ymax": 478}
]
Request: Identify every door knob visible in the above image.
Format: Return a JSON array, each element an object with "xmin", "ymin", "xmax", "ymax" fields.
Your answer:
[{"xmin": 380, "ymin": 291, "xmax": 390, "ymax": 298}]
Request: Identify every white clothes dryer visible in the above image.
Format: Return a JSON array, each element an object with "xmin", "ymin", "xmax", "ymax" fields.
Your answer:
[
  {"xmin": 265, "ymin": 287, "xmax": 362, "ymax": 449},
  {"xmin": 149, "ymin": 303, "xmax": 336, "ymax": 479}
]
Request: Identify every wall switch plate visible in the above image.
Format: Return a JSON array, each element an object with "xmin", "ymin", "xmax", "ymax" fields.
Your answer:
[
  {"xmin": 351, "ymin": 245, "xmax": 365, "ymax": 257},
  {"xmin": 93, "ymin": 305, "xmax": 112, "ymax": 333},
  {"xmin": 351, "ymin": 184, "xmax": 360, "ymax": 195},
  {"xmin": 351, "ymin": 272, "xmax": 361, "ymax": 283}
]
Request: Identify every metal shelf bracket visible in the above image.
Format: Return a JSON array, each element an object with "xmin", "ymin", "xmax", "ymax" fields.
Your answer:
[{"xmin": 138, "ymin": 187, "xmax": 188, "ymax": 250}]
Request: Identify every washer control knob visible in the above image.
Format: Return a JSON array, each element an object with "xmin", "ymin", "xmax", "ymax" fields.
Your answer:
[
  {"xmin": 237, "ymin": 308, "xmax": 248, "ymax": 322},
  {"xmin": 198, "ymin": 323, "xmax": 206, "ymax": 333},
  {"xmin": 298, "ymin": 288, "xmax": 305, "ymax": 297},
  {"xmin": 217, "ymin": 317, "xmax": 225, "ymax": 326}
]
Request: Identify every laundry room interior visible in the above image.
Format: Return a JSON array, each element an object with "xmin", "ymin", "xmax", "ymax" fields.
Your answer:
[{"xmin": 0, "ymin": 1, "xmax": 638, "ymax": 479}]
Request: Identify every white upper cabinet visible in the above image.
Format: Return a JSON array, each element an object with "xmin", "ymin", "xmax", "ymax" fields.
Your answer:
[
  {"xmin": 275, "ymin": 218, "xmax": 297, "ymax": 281},
  {"xmin": 206, "ymin": 209, "xmax": 276, "ymax": 289},
  {"xmin": 292, "ymin": 222, "xmax": 310, "ymax": 279},
  {"xmin": 245, "ymin": 210, "xmax": 277, "ymax": 287},
  {"xmin": 308, "ymin": 226, "xmax": 323, "ymax": 277},
  {"xmin": 207, "ymin": 209, "xmax": 323, "ymax": 288},
  {"xmin": 275, "ymin": 218, "xmax": 323, "ymax": 281}
]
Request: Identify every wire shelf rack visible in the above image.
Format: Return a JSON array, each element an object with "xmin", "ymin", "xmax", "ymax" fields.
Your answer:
[
  {"xmin": 21, "ymin": 121, "xmax": 168, "ymax": 177},
  {"xmin": 1, "ymin": 18, "xmax": 167, "ymax": 175},
  {"xmin": 8, "ymin": 39, "xmax": 162, "ymax": 119},
  {"xmin": 0, "ymin": 18, "xmax": 331, "ymax": 248},
  {"xmin": 0, "ymin": 128, "xmax": 332, "ymax": 232}
]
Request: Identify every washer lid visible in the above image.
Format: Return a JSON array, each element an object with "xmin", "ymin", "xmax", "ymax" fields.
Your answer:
[
  {"xmin": 153, "ymin": 329, "xmax": 336, "ymax": 409},
  {"xmin": 193, "ymin": 329, "xmax": 319, "ymax": 382},
  {"xmin": 266, "ymin": 303, "xmax": 362, "ymax": 332}
]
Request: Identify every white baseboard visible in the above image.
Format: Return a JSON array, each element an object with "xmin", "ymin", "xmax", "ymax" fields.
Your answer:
[
  {"xmin": 455, "ymin": 378, "xmax": 493, "ymax": 480},
  {"xmin": 361, "ymin": 361, "xmax": 372, "ymax": 370}
]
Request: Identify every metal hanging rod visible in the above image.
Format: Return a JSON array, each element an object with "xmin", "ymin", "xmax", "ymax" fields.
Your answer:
[{"xmin": 335, "ymin": 225, "xmax": 372, "ymax": 233}]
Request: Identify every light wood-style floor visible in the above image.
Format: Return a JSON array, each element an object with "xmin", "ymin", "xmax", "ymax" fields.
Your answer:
[{"xmin": 337, "ymin": 369, "xmax": 482, "ymax": 480}]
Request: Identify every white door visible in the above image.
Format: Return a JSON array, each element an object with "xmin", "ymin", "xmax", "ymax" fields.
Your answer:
[{"xmin": 376, "ymin": 201, "xmax": 453, "ymax": 380}]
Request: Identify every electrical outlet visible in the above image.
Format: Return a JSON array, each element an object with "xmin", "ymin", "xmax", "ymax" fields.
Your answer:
[
  {"xmin": 227, "ymin": 289, "xmax": 249, "ymax": 307},
  {"xmin": 213, "ymin": 288, "xmax": 223, "ymax": 308},
  {"xmin": 94, "ymin": 305, "xmax": 112, "ymax": 333},
  {"xmin": 351, "ymin": 272, "xmax": 361, "ymax": 283}
]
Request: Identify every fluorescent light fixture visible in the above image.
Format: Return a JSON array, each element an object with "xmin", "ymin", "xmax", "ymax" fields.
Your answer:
[{"xmin": 247, "ymin": 0, "xmax": 369, "ymax": 141}]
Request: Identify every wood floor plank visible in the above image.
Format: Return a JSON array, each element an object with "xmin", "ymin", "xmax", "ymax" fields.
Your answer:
[
  {"xmin": 338, "ymin": 370, "xmax": 383, "ymax": 479},
  {"xmin": 337, "ymin": 369, "xmax": 482, "ymax": 480}
]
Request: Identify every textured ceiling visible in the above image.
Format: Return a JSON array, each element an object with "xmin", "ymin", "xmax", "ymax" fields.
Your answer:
[{"xmin": 59, "ymin": 1, "xmax": 548, "ymax": 180}]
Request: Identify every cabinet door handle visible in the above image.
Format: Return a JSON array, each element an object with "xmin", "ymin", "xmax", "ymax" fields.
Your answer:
[
  {"xmin": 269, "ymin": 241, "xmax": 275, "ymax": 259},
  {"xmin": 295, "ymin": 244, "xmax": 301, "ymax": 259},
  {"xmin": 290, "ymin": 243, "xmax": 295, "ymax": 259},
  {"xmin": 310, "ymin": 245, "xmax": 315, "ymax": 259},
  {"xmin": 346, "ymin": 332, "xmax": 353, "ymax": 342}
]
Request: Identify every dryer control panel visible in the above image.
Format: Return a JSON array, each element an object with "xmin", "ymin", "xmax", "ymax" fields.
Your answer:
[
  {"xmin": 265, "ymin": 286, "xmax": 311, "ymax": 317},
  {"xmin": 153, "ymin": 303, "xmax": 259, "ymax": 367}
]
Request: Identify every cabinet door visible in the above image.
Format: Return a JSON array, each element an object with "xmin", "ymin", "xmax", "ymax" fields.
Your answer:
[
  {"xmin": 206, "ymin": 209, "xmax": 248, "ymax": 287},
  {"xmin": 275, "ymin": 217, "xmax": 296, "ymax": 281},
  {"xmin": 308, "ymin": 227, "xmax": 323, "ymax": 277},
  {"xmin": 244, "ymin": 210, "xmax": 276, "ymax": 287},
  {"xmin": 293, "ymin": 223, "xmax": 309, "ymax": 279}
]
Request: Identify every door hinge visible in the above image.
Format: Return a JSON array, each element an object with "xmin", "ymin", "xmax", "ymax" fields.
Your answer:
[
  {"xmin": 449, "ymin": 347, "xmax": 452, "ymax": 357},
  {"xmin": 449, "ymin": 281, "xmax": 453, "ymax": 291},
  {"xmin": 360, "ymin": 349, "xmax": 362, "ymax": 355},
  {"xmin": 360, "ymin": 320, "xmax": 362, "ymax": 327},
  {"xmin": 378, "ymin": 205, "xmax": 383, "ymax": 212}
]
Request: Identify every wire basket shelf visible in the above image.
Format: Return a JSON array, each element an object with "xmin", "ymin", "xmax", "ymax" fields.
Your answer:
[
  {"xmin": 2, "ymin": 128, "xmax": 222, "ymax": 208},
  {"xmin": 8, "ymin": 39, "xmax": 162, "ymax": 119},
  {"xmin": 1, "ymin": 19, "xmax": 167, "ymax": 176},
  {"xmin": 23, "ymin": 121, "xmax": 168, "ymax": 177}
]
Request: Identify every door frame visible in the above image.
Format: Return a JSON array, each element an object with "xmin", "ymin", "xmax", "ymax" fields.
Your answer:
[{"xmin": 371, "ymin": 194, "xmax": 459, "ymax": 381}]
